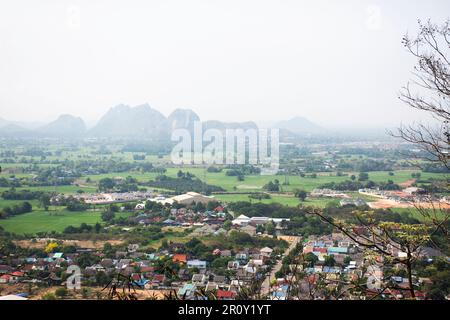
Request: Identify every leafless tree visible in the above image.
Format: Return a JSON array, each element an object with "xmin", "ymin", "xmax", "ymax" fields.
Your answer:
[
  {"xmin": 390, "ymin": 19, "xmax": 450, "ymax": 242},
  {"xmin": 392, "ymin": 19, "xmax": 449, "ymax": 168}
]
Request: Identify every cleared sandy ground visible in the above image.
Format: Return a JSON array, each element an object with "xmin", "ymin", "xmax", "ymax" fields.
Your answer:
[
  {"xmin": 368, "ymin": 199, "xmax": 450, "ymax": 209},
  {"xmin": 14, "ymin": 239, "xmax": 125, "ymax": 249}
]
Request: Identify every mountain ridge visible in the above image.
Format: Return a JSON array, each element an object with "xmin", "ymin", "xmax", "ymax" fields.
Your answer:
[{"xmin": 0, "ymin": 105, "xmax": 322, "ymax": 139}]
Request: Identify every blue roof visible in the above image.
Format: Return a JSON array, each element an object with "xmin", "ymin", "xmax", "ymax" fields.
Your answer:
[
  {"xmin": 327, "ymin": 247, "xmax": 348, "ymax": 254},
  {"xmin": 280, "ymin": 284, "xmax": 289, "ymax": 291},
  {"xmin": 16, "ymin": 293, "xmax": 28, "ymax": 297},
  {"xmin": 133, "ymin": 279, "xmax": 149, "ymax": 287},
  {"xmin": 178, "ymin": 283, "xmax": 196, "ymax": 296},
  {"xmin": 272, "ymin": 291, "xmax": 286, "ymax": 297},
  {"xmin": 187, "ymin": 260, "xmax": 207, "ymax": 266},
  {"xmin": 323, "ymin": 267, "xmax": 340, "ymax": 273}
]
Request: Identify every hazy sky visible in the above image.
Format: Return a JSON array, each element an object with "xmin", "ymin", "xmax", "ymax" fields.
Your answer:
[{"xmin": 1, "ymin": 0, "xmax": 449, "ymax": 128}]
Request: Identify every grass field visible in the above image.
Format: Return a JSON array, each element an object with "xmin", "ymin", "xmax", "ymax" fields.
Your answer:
[
  {"xmin": 0, "ymin": 185, "xmax": 98, "ymax": 194},
  {"xmin": 213, "ymin": 193, "xmax": 340, "ymax": 208},
  {"xmin": 1, "ymin": 166, "xmax": 446, "ymax": 197},
  {"xmin": 0, "ymin": 199, "xmax": 39, "ymax": 209},
  {"xmin": 82, "ymin": 168, "xmax": 447, "ymax": 193},
  {"xmin": 391, "ymin": 207, "xmax": 448, "ymax": 222},
  {"xmin": 0, "ymin": 209, "xmax": 132, "ymax": 234}
]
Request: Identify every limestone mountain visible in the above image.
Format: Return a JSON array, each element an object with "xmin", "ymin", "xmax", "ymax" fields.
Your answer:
[
  {"xmin": 274, "ymin": 116, "xmax": 323, "ymax": 135},
  {"xmin": 167, "ymin": 108, "xmax": 200, "ymax": 132},
  {"xmin": 88, "ymin": 104, "xmax": 169, "ymax": 139},
  {"xmin": 37, "ymin": 114, "xmax": 86, "ymax": 138}
]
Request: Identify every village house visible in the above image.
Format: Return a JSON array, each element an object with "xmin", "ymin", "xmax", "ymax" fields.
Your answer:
[
  {"xmin": 172, "ymin": 254, "xmax": 188, "ymax": 264},
  {"xmin": 187, "ymin": 259, "xmax": 207, "ymax": 269}
]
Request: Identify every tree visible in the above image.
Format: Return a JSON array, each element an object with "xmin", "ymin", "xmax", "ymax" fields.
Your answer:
[
  {"xmin": 324, "ymin": 255, "xmax": 336, "ymax": 267},
  {"xmin": 101, "ymin": 210, "xmax": 115, "ymax": 223},
  {"xmin": 39, "ymin": 194, "xmax": 51, "ymax": 211},
  {"xmin": 45, "ymin": 242, "xmax": 58, "ymax": 253},
  {"xmin": 358, "ymin": 172, "xmax": 369, "ymax": 181},
  {"xmin": 304, "ymin": 252, "xmax": 318, "ymax": 267},
  {"xmin": 256, "ymin": 224, "xmax": 265, "ymax": 234},
  {"xmin": 55, "ymin": 288, "xmax": 68, "ymax": 298},
  {"xmin": 343, "ymin": 256, "xmax": 352, "ymax": 265},
  {"xmin": 390, "ymin": 19, "xmax": 450, "ymax": 243},
  {"xmin": 223, "ymin": 220, "xmax": 232, "ymax": 230},
  {"xmin": 294, "ymin": 189, "xmax": 307, "ymax": 201},
  {"xmin": 265, "ymin": 221, "xmax": 276, "ymax": 236},
  {"xmin": 95, "ymin": 271, "xmax": 111, "ymax": 286},
  {"xmin": 42, "ymin": 293, "xmax": 57, "ymax": 300},
  {"xmin": 264, "ymin": 181, "xmax": 280, "ymax": 192},
  {"xmin": 392, "ymin": 19, "xmax": 450, "ymax": 170},
  {"xmin": 98, "ymin": 178, "xmax": 115, "ymax": 192},
  {"xmin": 311, "ymin": 208, "xmax": 434, "ymax": 299},
  {"xmin": 103, "ymin": 242, "xmax": 114, "ymax": 256}
]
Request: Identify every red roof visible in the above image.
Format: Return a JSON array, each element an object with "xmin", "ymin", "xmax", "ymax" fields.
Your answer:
[
  {"xmin": 415, "ymin": 291, "xmax": 426, "ymax": 298},
  {"xmin": 215, "ymin": 206, "xmax": 224, "ymax": 212},
  {"xmin": 131, "ymin": 274, "xmax": 140, "ymax": 281},
  {"xmin": 173, "ymin": 254, "xmax": 188, "ymax": 264},
  {"xmin": 217, "ymin": 290, "xmax": 236, "ymax": 299},
  {"xmin": 11, "ymin": 271, "xmax": 24, "ymax": 277},
  {"xmin": 140, "ymin": 266, "xmax": 155, "ymax": 273},
  {"xmin": 152, "ymin": 274, "xmax": 165, "ymax": 282},
  {"xmin": 313, "ymin": 247, "xmax": 327, "ymax": 254}
]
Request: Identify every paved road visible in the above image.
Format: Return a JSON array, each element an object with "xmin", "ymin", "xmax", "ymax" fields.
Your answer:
[{"xmin": 260, "ymin": 236, "xmax": 301, "ymax": 297}]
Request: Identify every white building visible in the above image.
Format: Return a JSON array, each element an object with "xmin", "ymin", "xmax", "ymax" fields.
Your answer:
[{"xmin": 232, "ymin": 214, "xmax": 251, "ymax": 226}]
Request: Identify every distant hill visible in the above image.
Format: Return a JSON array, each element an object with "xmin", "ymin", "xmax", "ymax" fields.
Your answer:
[
  {"xmin": 0, "ymin": 124, "xmax": 32, "ymax": 137},
  {"xmin": 168, "ymin": 108, "xmax": 200, "ymax": 132},
  {"xmin": 88, "ymin": 104, "xmax": 169, "ymax": 139},
  {"xmin": 274, "ymin": 116, "xmax": 323, "ymax": 135},
  {"xmin": 37, "ymin": 114, "xmax": 86, "ymax": 138},
  {"xmin": 0, "ymin": 117, "xmax": 10, "ymax": 128},
  {"xmin": 0, "ymin": 107, "xmax": 327, "ymax": 140},
  {"xmin": 202, "ymin": 120, "xmax": 258, "ymax": 132}
]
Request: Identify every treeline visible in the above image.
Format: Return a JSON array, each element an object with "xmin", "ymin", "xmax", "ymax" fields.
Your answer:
[
  {"xmin": 58, "ymin": 197, "xmax": 90, "ymax": 211},
  {"xmin": 0, "ymin": 202, "xmax": 32, "ymax": 219},
  {"xmin": 1, "ymin": 188, "xmax": 49, "ymax": 200},
  {"xmin": 336, "ymin": 159, "xmax": 395, "ymax": 172},
  {"xmin": 98, "ymin": 177, "xmax": 143, "ymax": 193},
  {"xmin": 225, "ymin": 165, "xmax": 261, "ymax": 176},
  {"xmin": 0, "ymin": 174, "xmax": 74, "ymax": 188},
  {"xmin": 422, "ymin": 163, "xmax": 450, "ymax": 173},
  {"xmin": 226, "ymin": 201, "xmax": 305, "ymax": 219},
  {"xmin": 63, "ymin": 223, "xmax": 102, "ymax": 234},
  {"xmin": 319, "ymin": 179, "xmax": 401, "ymax": 191},
  {"xmin": 64, "ymin": 159, "xmax": 167, "ymax": 176},
  {"xmin": 145, "ymin": 174, "xmax": 224, "ymax": 194}
]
